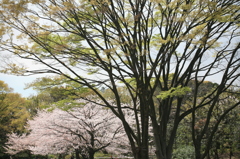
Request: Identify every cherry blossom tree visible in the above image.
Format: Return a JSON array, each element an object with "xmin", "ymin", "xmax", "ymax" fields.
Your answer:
[
  {"xmin": 6, "ymin": 99, "xmax": 131, "ymax": 159},
  {"xmin": 5, "ymin": 133, "xmax": 31, "ymax": 156}
]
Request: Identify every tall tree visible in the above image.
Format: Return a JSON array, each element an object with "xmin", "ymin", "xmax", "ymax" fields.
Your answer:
[
  {"xmin": 0, "ymin": 80, "xmax": 30, "ymax": 157},
  {"xmin": 0, "ymin": 0, "xmax": 239, "ymax": 159},
  {"xmin": 173, "ymin": 82, "xmax": 240, "ymax": 158}
]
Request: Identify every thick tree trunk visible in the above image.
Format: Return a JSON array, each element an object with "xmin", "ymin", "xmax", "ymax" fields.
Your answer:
[
  {"xmin": 194, "ymin": 141, "xmax": 202, "ymax": 159},
  {"xmin": 89, "ymin": 149, "xmax": 95, "ymax": 159}
]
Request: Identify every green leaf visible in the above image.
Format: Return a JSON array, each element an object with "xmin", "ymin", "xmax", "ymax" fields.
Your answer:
[{"xmin": 157, "ymin": 86, "xmax": 191, "ymax": 100}]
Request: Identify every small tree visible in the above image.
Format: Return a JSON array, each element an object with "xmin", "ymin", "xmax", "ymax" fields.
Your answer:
[{"xmin": 6, "ymin": 98, "xmax": 131, "ymax": 159}]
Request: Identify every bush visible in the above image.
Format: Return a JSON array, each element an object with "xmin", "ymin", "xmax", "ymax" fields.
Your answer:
[{"xmin": 172, "ymin": 145, "xmax": 195, "ymax": 159}]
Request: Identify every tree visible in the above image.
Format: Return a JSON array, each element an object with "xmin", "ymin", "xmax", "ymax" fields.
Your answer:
[
  {"xmin": 0, "ymin": 0, "xmax": 239, "ymax": 159},
  {"xmin": 6, "ymin": 98, "xmax": 131, "ymax": 159},
  {"xmin": 24, "ymin": 75, "xmax": 94, "ymax": 114},
  {"xmin": 0, "ymin": 80, "xmax": 30, "ymax": 157},
  {"xmin": 211, "ymin": 104, "xmax": 240, "ymax": 158},
  {"xmin": 26, "ymin": 75, "xmax": 93, "ymax": 101},
  {"xmin": 173, "ymin": 82, "xmax": 240, "ymax": 158}
]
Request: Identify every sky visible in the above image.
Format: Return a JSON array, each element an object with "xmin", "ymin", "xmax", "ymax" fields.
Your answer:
[
  {"xmin": 0, "ymin": 55, "xmax": 42, "ymax": 97},
  {"xmin": 0, "ymin": 73, "xmax": 39, "ymax": 97},
  {"xmin": 0, "ymin": 53, "xmax": 46, "ymax": 97},
  {"xmin": 0, "ymin": 53, "xmax": 225, "ymax": 98},
  {"xmin": 1, "ymin": 68, "xmax": 223, "ymax": 98}
]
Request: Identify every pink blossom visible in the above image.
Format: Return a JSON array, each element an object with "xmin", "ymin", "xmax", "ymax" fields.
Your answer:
[{"xmin": 6, "ymin": 99, "xmax": 132, "ymax": 157}]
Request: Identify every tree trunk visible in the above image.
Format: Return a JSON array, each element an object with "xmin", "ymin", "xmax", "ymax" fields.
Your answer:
[
  {"xmin": 151, "ymin": 120, "xmax": 161, "ymax": 159},
  {"xmin": 131, "ymin": 144, "xmax": 149, "ymax": 159},
  {"xmin": 75, "ymin": 149, "xmax": 81, "ymax": 159},
  {"xmin": 89, "ymin": 149, "xmax": 95, "ymax": 159},
  {"xmin": 141, "ymin": 105, "xmax": 149, "ymax": 159},
  {"xmin": 194, "ymin": 141, "xmax": 202, "ymax": 159}
]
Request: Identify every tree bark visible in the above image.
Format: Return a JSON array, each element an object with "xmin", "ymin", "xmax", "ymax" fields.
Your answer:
[{"xmin": 75, "ymin": 149, "xmax": 81, "ymax": 159}]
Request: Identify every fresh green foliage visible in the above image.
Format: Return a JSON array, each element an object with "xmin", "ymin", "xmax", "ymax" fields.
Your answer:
[
  {"xmin": 157, "ymin": 86, "xmax": 191, "ymax": 100},
  {"xmin": 0, "ymin": 80, "xmax": 30, "ymax": 156},
  {"xmin": 26, "ymin": 75, "xmax": 93, "ymax": 100}
]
